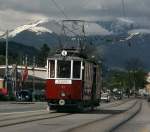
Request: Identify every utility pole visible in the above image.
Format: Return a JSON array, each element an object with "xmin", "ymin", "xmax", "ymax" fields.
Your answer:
[
  {"xmin": 5, "ymin": 30, "xmax": 14, "ymax": 99},
  {"xmin": 5, "ymin": 30, "xmax": 8, "ymax": 89},
  {"xmin": 32, "ymin": 56, "xmax": 35, "ymax": 101},
  {"xmin": 133, "ymin": 70, "xmax": 136, "ymax": 96},
  {"xmin": 25, "ymin": 55, "xmax": 28, "ymax": 65}
]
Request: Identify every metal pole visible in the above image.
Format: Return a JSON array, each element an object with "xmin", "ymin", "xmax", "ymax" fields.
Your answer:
[
  {"xmin": 133, "ymin": 70, "xmax": 136, "ymax": 96},
  {"xmin": 32, "ymin": 56, "xmax": 35, "ymax": 101},
  {"xmin": 5, "ymin": 30, "xmax": 8, "ymax": 88},
  {"xmin": 25, "ymin": 55, "xmax": 28, "ymax": 65}
]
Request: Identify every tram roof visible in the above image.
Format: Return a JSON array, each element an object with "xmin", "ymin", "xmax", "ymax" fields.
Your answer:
[
  {"xmin": 47, "ymin": 55, "xmax": 83, "ymax": 61},
  {"xmin": 47, "ymin": 49, "xmax": 101, "ymax": 65},
  {"xmin": 47, "ymin": 48, "xmax": 84, "ymax": 60}
]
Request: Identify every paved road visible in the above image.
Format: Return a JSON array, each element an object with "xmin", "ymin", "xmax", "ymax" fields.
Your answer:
[
  {"xmin": 0, "ymin": 99, "xmax": 126, "ymax": 113},
  {"xmin": 0, "ymin": 102, "xmax": 47, "ymax": 113},
  {"xmin": 0, "ymin": 99, "xmax": 137, "ymax": 132},
  {"xmin": 114, "ymin": 99, "xmax": 150, "ymax": 132}
]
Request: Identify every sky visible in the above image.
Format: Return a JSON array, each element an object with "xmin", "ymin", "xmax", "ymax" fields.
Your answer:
[{"xmin": 0, "ymin": 0, "xmax": 150, "ymax": 31}]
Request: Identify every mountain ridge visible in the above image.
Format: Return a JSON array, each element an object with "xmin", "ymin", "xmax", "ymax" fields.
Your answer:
[{"xmin": 0, "ymin": 18, "xmax": 150, "ymax": 70}]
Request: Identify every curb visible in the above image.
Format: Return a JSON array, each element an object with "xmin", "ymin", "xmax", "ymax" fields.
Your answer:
[
  {"xmin": 109, "ymin": 101, "xmax": 142, "ymax": 132},
  {"xmin": 11, "ymin": 102, "xmax": 35, "ymax": 104}
]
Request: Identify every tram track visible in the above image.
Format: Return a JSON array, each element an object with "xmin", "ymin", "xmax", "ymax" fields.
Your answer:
[
  {"xmin": 67, "ymin": 99, "xmax": 140, "ymax": 132},
  {"xmin": 100, "ymin": 98, "xmax": 134, "ymax": 109},
  {"xmin": 96, "ymin": 98, "xmax": 137, "ymax": 114},
  {"xmin": 0, "ymin": 111, "xmax": 71, "ymax": 128},
  {"xmin": 0, "ymin": 99, "xmax": 136, "ymax": 128},
  {"xmin": 0, "ymin": 110, "xmax": 54, "ymax": 122}
]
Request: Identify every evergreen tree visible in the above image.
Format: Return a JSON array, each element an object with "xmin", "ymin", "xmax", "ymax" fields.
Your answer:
[{"xmin": 0, "ymin": 55, "xmax": 5, "ymax": 65}]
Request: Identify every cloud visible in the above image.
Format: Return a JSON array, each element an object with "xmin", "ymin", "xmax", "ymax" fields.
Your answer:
[
  {"xmin": 0, "ymin": 0, "xmax": 150, "ymax": 30},
  {"xmin": 0, "ymin": 9, "xmax": 48, "ymax": 31}
]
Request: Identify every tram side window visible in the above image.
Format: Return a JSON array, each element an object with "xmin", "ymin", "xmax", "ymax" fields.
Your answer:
[
  {"xmin": 57, "ymin": 61, "xmax": 71, "ymax": 78},
  {"xmin": 73, "ymin": 61, "xmax": 81, "ymax": 79},
  {"xmin": 50, "ymin": 60, "xmax": 55, "ymax": 78}
]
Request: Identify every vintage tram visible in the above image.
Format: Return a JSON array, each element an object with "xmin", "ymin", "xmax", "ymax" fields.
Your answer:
[{"xmin": 45, "ymin": 49, "xmax": 102, "ymax": 111}]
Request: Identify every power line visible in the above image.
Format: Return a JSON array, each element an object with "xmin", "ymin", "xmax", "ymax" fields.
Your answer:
[
  {"xmin": 121, "ymin": 0, "xmax": 126, "ymax": 17},
  {"xmin": 49, "ymin": 0, "xmax": 86, "ymax": 36},
  {"xmin": 49, "ymin": 0, "xmax": 91, "ymax": 49},
  {"xmin": 50, "ymin": 0, "xmax": 68, "ymax": 19},
  {"xmin": 49, "ymin": 1, "xmax": 78, "ymax": 36}
]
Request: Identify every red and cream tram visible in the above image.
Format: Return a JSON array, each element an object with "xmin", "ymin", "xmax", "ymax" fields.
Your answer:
[{"xmin": 45, "ymin": 49, "xmax": 102, "ymax": 111}]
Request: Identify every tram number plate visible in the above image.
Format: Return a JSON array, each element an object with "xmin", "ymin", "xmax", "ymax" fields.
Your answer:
[{"xmin": 55, "ymin": 80, "xmax": 72, "ymax": 84}]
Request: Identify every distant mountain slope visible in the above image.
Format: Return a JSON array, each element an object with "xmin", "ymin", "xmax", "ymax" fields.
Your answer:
[
  {"xmin": 0, "ymin": 19, "xmax": 112, "ymax": 47},
  {"xmin": 1, "ymin": 18, "xmax": 150, "ymax": 70},
  {"xmin": 0, "ymin": 41, "xmax": 39, "ymax": 56},
  {"xmin": 11, "ymin": 30, "xmax": 59, "ymax": 48}
]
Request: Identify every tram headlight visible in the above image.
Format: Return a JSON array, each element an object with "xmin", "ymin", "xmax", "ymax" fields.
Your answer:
[
  {"xmin": 61, "ymin": 50, "xmax": 67, "ymax": 56},
  {"xmin": 59, "ymin": 99, "xmax": 65, "ymax": 106},
  {"xmin": 61, "ymin": 92, "xmax": 66, "ymax": 97}
]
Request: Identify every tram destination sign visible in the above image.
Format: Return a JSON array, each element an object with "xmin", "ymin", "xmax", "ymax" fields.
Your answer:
[{"xmin": 55, "ymin": 79, "xmax": 72, "ymax": 84}]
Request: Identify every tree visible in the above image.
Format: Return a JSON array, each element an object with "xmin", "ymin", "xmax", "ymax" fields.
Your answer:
[
  {"xmin": 125, "ymin": 58, "xmax": 144, "ymax": 71},
  {"xmin": 105, "ymin": 70, "xmax": 129, "ymax": 92},
  {"xmin": 0, "ymin": 55, "xmax": 5, "ymax": 65},
  {"xmin": 37, "ymin": 44, "xmax": 50, "ymax": 67},
  {"xmin": 125, "ymin": 58, "xmax": 146, "ymax": 93}
]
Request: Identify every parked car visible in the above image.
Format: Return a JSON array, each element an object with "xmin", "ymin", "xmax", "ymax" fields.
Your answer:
[
  {"xmin": 101, "ymin": 93, "xmax": 111, "ymax": 102},
  {"xmin": 33, "ymin": 90, "xmax": 45, "ymax": 101},
  {"xmin": 113, "ymin": 90, "xmax": 123, "ymax": 100},
  {"xmin": 16, "ymin": 90, "xmax": 32, "ymax": 102}
]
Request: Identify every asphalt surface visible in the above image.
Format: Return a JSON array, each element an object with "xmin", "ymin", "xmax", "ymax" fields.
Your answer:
[
  {"xmin": 0, "ymin": 99, "xmax": 138, "ymax": 132},
  {"xmin": 0, "ymin": 102, "xmax": 47, "ymax": 113},
  {"xmin": 114, "ymin": 99, "xmax": 150, "ymax": 132},
  {"xmin": 0, "ymin": 99, "xmax": 126, "ymax": 113}
]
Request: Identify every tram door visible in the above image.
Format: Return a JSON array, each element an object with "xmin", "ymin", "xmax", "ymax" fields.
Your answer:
[{"xmin": 92, "ymin": 66, "xmax": 96, "ymax": 102}]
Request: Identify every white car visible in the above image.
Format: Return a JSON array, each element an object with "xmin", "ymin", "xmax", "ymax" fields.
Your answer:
[{"xmin": 101, "ymin": 93, "xmax": 111, "ymax": 102}]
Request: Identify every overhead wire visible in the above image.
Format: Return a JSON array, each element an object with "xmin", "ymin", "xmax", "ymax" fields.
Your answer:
[
  {"xmin": 50, "ymin": 0, "xmax": 68, "ymax": 19},
  {"xmin": 49, "ymin": 0, "xmax": 87, "ymax": 36},
  {"xmin": 121, "ymin": 0, "xmax": 126, "ymax": 17},
  {"xmin": 49, "ymin": 0, "xmax": 100, "ymax": 51},
  {"xmin": 121, "ymin": 0, "xmax": 135, "ymax": 47},
  {"xmin": 49, "ymin": 0, "xmax": 87, "ymax": 49}
]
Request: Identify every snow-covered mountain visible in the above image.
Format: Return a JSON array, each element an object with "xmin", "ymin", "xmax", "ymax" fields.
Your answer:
[
  {"xmin": 1, "ymin": 18, "xmax": 150, "ymax": 70},
  {"xmin": 97, "ymin": 17, "xmax": 138, "ymax": 35},
  {"xmin": 0, "ymin": 31, "xmax": 4, "ymax": 36},
  {"xmin": 6, "ymin": 19, "xmax": 59, "ymax": 47},
  {"xmin": 0, "ymin": 17, "xmax": 145, "ymax": 46},
  {"xmin": 128, "ymin": 29, "xmax": 150, "ymax": 35},
  {"xmin": 9, "ymin": 19, "xmax": 52, "ymax": 37},
  {"xmin": 8, "ymin": 19, "xmax": 112, "ymax": 37},
  {"xmin": 0, "ymin": 18, "xmax": 113, "ymax": 47}
]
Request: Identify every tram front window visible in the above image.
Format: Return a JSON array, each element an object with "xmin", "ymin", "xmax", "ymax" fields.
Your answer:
[{"xmin": 57, "ymin": 61, "xmax": 71, "ymax": 78}]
